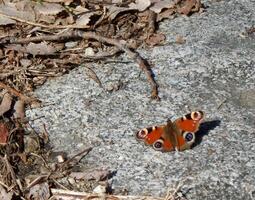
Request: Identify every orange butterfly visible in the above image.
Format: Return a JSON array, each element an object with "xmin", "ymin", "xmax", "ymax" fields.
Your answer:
[{"xmin": 135, "ymin": 111, "xmax": 204, "ymax": 152}]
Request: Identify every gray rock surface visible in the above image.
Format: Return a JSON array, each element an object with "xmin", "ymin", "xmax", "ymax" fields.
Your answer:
[{"xmin": 26, "ymin": 0, "xmax": 255, "ymax": 199}]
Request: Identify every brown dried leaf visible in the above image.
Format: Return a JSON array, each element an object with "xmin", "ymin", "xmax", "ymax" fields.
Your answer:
[
  {"xmin": 0, "ymin": 122, "xmax": 9, "ymax": 145},
  {"xmin": 150, "ymin": 0, "xmax": 175, "ymax": 13},
  {"xmin": 0, "ymin": 1, "xmax": 36, "ymax": 22},
  {"xmin": 26, "ymin": 182, "xmax": 50, "ymax": 200},
  {"xmin": 177, "ymin": 0, "xmax": 201, "ymax": 15},
  {"xmin": 84, "ymin": 66, "xmax": 103, "ymax": 88},
  {"xmin": 26, "ymin": 42, "xmax": 56, "ymax": 56},
  {"xmin": 106, "ymin": 5, "xmax": 135, "ymax": 21},
  {"xmin": 0, "ymin": 15, "xmax": 16, "ymax": 25},
  {"xmin": 156, "ymin": 7, "xmax": 175, "ymax": 21},
  {"xmin": 0, "ymin": 90, "xmax": 12, "ymax": 116},
  {"xmin": 6, "ymin": 44, "xmax": 25, "ymax": 52},
  {"xmin": 146, "ymin": 33, "xmax": 166, "ymax": 46},
  {"xmin": 112, "ymin": 0, "xmax": 123, "ymax": 3},
  {"xmin": 13, "ymin": 100, "xmax": 25, "ymax": 120},
  {"xmin": 34, "ymin": 2, "xmax": 65, "ymax": 15},
  {"xmin": 70, "ymin": 169, "xmax": 110, "ymax": 181},
  {"xmin": 76, "ymin": 12, "xmax": 98, "ymax": 27},
  {"xmin": 0, "ymin": 185, "xmax": 13, "ymax": 200},
  {"xmin": 15, "ymin": 0, "xmax": 36, "ymax": 16},
  {"xmin": 24, "ymin": 135, "xmax": 41, "ymax": 153},
  {"xmin": 43, "ymin": 0, "xmax": 74, "ymax": 5},
  {"xmin": 247, "ymin": 27, "xmax": 255, "ymax": 35},
  {"xmin": 176, "ymin": 35, "xmax": 186, "ymax": 44},
  {"xmin": 129, "ymin": 0, "xmax": 151, "ymax": 12},
  {"xmin": 20, "ymin": 59, "xmax": 32, "ymax": 67},
  {"xmin": 72, "ymin": 5, "xmax": 89, "ymax": 15}
]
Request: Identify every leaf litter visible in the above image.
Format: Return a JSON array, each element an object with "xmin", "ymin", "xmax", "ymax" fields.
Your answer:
[{"xmin": 0, "ymin": 0, "xmax": 202, "ymax": 199}]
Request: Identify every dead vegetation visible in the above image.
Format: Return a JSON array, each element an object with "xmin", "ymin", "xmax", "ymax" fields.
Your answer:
[{"xmin": 0, "ymin": 0, "xmax": 202, "ymax": 199}]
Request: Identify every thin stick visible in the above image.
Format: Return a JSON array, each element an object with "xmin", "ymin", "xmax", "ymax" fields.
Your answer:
[
  {"xmin": 25, "ymin": 174, "xmax": 49, "ymax": 190},
  {"xmin": 2, "ymin": 155, "xmax": 21, "ymax": 193},
  {"xmin": 51, "ymin": 188, "xmax": 164, "ymax": 200},
  {"xmin": 84, "ymin": 65, "xmax": 103, "ymax": 88},
  {"xmin": 0, "ymin": 181, "xmax": 9, "ymax": 190},
  {"xmin": 0, "ymin": 82, "xmax": 34, "ymax": 103},
  {"xmin": 1, "ymin": 31, "xmax": 78, "ymax": 44},
  {"xmin": 217, "ymin": 98, "xmax": 227, "ymax": 110},
  {"xmin": 0, "ymin": 31, "xmax": 159, "ymax": 99},
  {"xmin": 77, "ymin": 31, "xmax": 159, "ymax": 99},
  {"xmin": 57, "ymin": 147, "xmax": 93, "ymax": 171},
  {"xmin": 0, "ymin": 12, "xmax": 89, "ymax": 29}
]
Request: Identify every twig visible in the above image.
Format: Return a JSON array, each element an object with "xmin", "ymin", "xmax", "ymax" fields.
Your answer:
[
  {"xmin": 2, "ymin": 155, "xmax": 21, "ymax": 193},
  {"xmin": 57, "ymin": 147, "xmax": 93, "ymax": 171},
  {"xmin": 147, "ymin": 10, "xmax": 157, "ymax": 34},
  {"xmin": 164, "ymin": 179, "xmax": 187, "ymax": 200},
  {"xmin": 84, "ymin": 65, "xmax": 103, "ymax": 88},
  {"xmin": 77, "ymin": 31, "xmax": 159, "ymax": 99},
  {"xmin": 217, "ymin": 98, "xmax": 227, "ymax": 110},
  {"xmin": 0, "ymin": 12, "xmax": 89, "ymax": 29},
  {"xmin": 0, "ymin": 82, "xmax": 37, "ymax": 104},
  {"xmin": 52, "ymin": 179, "xmax": 69, "ymax": 190},
  {"xmin": 25, "ymin": 174, "xmax": 49, "ymax": 190},
  {"xmin": 0, "ymin": 66, "xmax": 29, "ymax": 80},
  {"xmin": 1, "ymin": 31, "xmax": 79, "ymax": 44},
  {"xmin": 0, "ymin": 31, "xmax": 159, "ymax": 99},
  {"xmin": 30, "ymin": 153, "xmax": 51, "ymax": 170},
  {"xmin": 0, "ymin": 181, "xmax": 9, "ymax": 190},
  {"xmin": 0, "ymin": 90, "xmax": 12, "ymax": 115},
  {"xmin": 51, "ymin": 188, "xmax": 164, "ymax": 200}
]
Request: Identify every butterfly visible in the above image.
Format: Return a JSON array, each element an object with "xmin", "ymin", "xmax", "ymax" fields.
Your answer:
[{"xmin": 135, "ymin": 111, "xmax": 204, "ymax": 152}]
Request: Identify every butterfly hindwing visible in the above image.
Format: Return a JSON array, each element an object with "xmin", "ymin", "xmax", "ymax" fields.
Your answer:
[{"xmin": 173, "ymin": 111, "xmax": 204, "ymax": 150}]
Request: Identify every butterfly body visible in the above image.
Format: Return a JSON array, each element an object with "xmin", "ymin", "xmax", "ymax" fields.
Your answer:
[{"xmin": 136, "ymin": 111, "xmax": 204, "ymax": 152}]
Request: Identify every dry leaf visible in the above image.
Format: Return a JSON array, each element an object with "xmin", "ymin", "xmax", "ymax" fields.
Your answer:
[
  {"xmin": 112, "ymin": 0, "xmax": 123, "ymax": 3},
  {"xmin": 106, "ymin": 5, "xmax": 135, "ymax": 20},
  {"xmin": 146, "ymin": 33, "xmax": 166, "ymax": 46},
  {"xmin": 76, "ymin": 12, "xmax": 97, "ymax": 27},
  {"xmin": 150, "ymin": 0, "xmax": 175, "ymax": 13},
  {"xmin": 20, "ymin": 59, "xmax": 32, "ymax": 67},
  {"xmin": 84, "ymin": 66, "xmax": 103, "ymax": 88},
  {"xmin": 26, "ymin": 42, "xmax": 56, "ymax": 56},
  {"xmin": 0, "ymin": 91, "xmax": 12, "ymax": 116},
  {"xmin": 34, "ymin": 2, "xmax": 65, "ymax": 15},
  {"xmin": 177, "ymin": 0, "xmax": 201, "ymax": 15},
  {"xmin": 0, "ymin": 185, "xmax": 13, "ymax": 200},
  {"xmin": 13, "ymin": 100, "xmax": 25, "ymax": 120},
  {"xmin": 6, "ymin": 44, "xmax": 26, "ymax": 52},
  {"xmin": 26, "ymin": 182, "xmax": 50, "ymax": 200},
  {"xmin": 93, "ymin": 184, "xmax": 107, "ymax": 194},
  {"xmin": 0, "ymin": 1, "xmax": 36, "ymax": 22},
  {"xmin": 72, "ymin": 5, "xmax": 89, "ymax": 15},
  {"xmin": 176, "ymin": 35, "xmax": 186, "ymax": 44},
  {"xmin": 43, "ymin": 0, "xmax": 74, "ymax": 5},
  {"xmin": 0, "ymin": 15, "xmax": 16, "ymax": 25},
  {"xmin": 129, "ymin": 0, "xmax": 151, "ymax": 12},
  {"xmin": 70, "ymin": 169, "xmax": 110, "ymax": 181},
  {"xmin": 156, "ymin": 7, "xmax": 175, "ymax": 21},
  {"xmin": 0, "ymin": 122, "xmax": 9, "ymax": 145},
  {"xmin": 84, "ymin": 47, "xmax": 95, "ymax": 56}
]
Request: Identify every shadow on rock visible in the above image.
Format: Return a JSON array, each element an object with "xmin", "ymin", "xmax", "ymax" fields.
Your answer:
[{"xmin": 193, "ymin": 120, "xmax": 221, "ymax": 147}]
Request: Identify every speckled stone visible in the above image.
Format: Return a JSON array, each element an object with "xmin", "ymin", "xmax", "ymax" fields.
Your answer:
[{"xmin": 26, "ymin": 0, "xmax": 255, "ymax": 199}]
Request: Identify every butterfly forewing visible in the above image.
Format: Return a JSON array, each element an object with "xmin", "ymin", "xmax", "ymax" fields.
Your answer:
[
  {"xmin": 174, "ymin": 111, "xmax": 204, "ymax": 133},
  {"xmin": 136, "ymin": 126, "xmax": 163, "ymax": 145}
]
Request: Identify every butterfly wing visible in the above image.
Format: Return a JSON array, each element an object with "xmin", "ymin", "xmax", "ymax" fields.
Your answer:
[
  {"xmin": 173, "ymin": 111, "xmax": 204, "ymax": 150},
  {"xmin": 135, "ymin": 125, "xmax": 175, "ymax": 151},
  {"xmin": 135, "ymin": 111, "xmax": 204, "ymax": 152}
]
